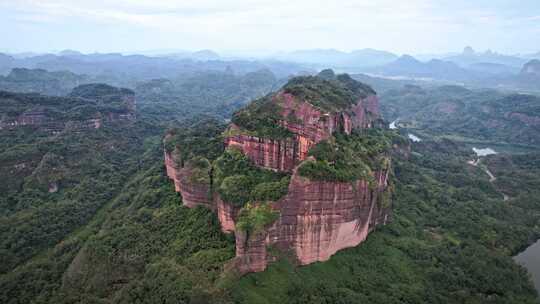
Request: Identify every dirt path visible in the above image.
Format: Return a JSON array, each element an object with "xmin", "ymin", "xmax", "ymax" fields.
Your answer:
[{"xmin": 468, "ymin": 158, "xmax": 509, "ymax": 201}]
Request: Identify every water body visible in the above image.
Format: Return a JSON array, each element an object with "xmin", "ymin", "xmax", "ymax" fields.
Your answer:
[
  {"xmin": 408, "ymin": 134, "xmax": 421, "ymax": 142},
  {"xmin": 472, "ymin": 147, "xmax": 497, "ymax": 157},
  {"xmin": 389, "ymin": 120, "xmax": 398, "ymax": 129},
  {"xmin": 514, "ymin": 240, "xmax": 540, "ymax": 291}
]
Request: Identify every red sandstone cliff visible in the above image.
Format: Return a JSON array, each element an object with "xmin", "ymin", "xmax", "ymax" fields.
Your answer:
[
  {"xmin": 164, "ymin": 73, "xmax": 392, "ymax": 274},
  {"xmin": 232, "ymin": 167, "xmax": 391, "ymax": 273},
  {"xmin": 224, "ymin": 91, "xmax": 381, "ymax": 172},
  {"xmin": 164, "ymin": 147, "xmax": 213, "ymax": 209}
]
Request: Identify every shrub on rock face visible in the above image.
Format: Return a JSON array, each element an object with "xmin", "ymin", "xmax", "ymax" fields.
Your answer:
[
  {"xmin": 236, "ymin": 203, "xmax": 279, "ymax": 233},
  {"xmin": 250, "ymin": 177, "xmax": 290, "ymax": 202},
  {"xmin": 297, "ymin": 129, "xmax": 399, "ymax": 182},
  {"xmin": 231, "ymin": 96, "xmax": 293, "ymax": 140},
  {"xmin": 214, "ymin": 148, "xmax": 290, "ymax": 207},
  {"xmin": 187, "ymin": 157, "xmax": 212, "ymax": 184},
  {"xmin": 219, "ymin": 175, "xmax": 253, "ymax": 207}
]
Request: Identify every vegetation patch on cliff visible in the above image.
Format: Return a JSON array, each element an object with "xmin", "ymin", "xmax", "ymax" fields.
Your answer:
[
  {"xmin": 164, "ymin": 117, "xmax": 226, "ymax": 164},
  {"xmin": 283, "ymin": 73, "xmax": 375, "ymax": 112},
  {"xmin": 231, "ymin": 95, "xmax": 293, "ymax": 140},
  {"xmin": 298, "ymin": 129, "xmax": 398, "ymax": 182},
  {"xmin": 236, "ymin": 203, "xmax": 279, "ymax": 233},
  {"xmin": 214, "ymin": 148, "xmax": 290, "ymax": 207}
]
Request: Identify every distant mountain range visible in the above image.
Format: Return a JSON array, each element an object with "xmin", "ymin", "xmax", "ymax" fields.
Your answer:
[
  {"xmin": 442, "ymin": 47, "xmax": 529, "ymax": 68},
  {"xmin": 360, "ymin": 50, "xmax": 540, "ymax": 91},
  {"xmin": 2, "ymin": 47, "xmax": 539, "ymax": 92},
  {"xmin": 0, "ymin": 51, "xmax": 312, "ymax": 85},
  {"xmin": 270, "ymin": 48, "xmax": 398, "ymax": 69},
  {"xmin": 364, "ymin": 55, "xmax": 474, "ymax": 81}
]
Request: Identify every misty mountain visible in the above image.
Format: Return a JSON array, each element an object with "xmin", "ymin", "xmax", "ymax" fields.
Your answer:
[
  {"xmin": 165, "ymin": 49, "xmax": 221, "ymax": 61},
  {"xmin": 521, "ymin": 59, "xmax": 540, "ymax": 76},
  {"xmin": 443, "ymin": 47, "xmax": 528, "ymax": 68},
  {"xmin": 0, "ymin": 52, "xmax": 311, "ymax": 86},
  {"xmin": 0, "ymin": 68, "xmax": 91, "ymax": 96},
  {"xmin": 365, "ymin": 55, "xmax": 475, "ymax": 81},
  {"xmin": 272, "ymin": 48, "xmax": 398, "ymax": 68},
  {"xmin": 525, "ymin": 52, "xmax": 540, "ymax": 59},
  {"xmin": 467, "ymin": 62, "xmax": 520, "ymax": 75},
  {"xmin": 0, "ymin": 53, "xmax": 15, "ymax": 75}
]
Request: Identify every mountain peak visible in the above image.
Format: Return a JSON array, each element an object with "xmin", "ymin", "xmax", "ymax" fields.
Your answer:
[
  {"xmin": 521, "ymin": 59, "xmax": 540, "ymax": 75},
  {"xmin": 317, "ymin": 68, "xmax": 336, "ymax": 80},
  {"xmin": 396, "ymin": 54, "xmax": 421, "ymax": 64},
  {"xmin": 463, "ymin": 46, "xmax": 475, "ymax": 55}
]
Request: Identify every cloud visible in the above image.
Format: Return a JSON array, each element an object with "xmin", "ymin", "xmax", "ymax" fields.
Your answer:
[{"xmin": 1, "ymin": 0, "xmax": 539, "ymax": 53}]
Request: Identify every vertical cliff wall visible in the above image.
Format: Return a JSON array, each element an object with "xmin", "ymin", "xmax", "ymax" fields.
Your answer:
[
  {"xmin": 232, "ymin": 167, "xmax": 391, "ymax": 273},
  {"xmin": 164, "ymin": 148, "xmax": 213, "ymax": 209}
]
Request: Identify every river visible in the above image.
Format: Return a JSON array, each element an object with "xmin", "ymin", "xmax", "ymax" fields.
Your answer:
[
  {"xmin": 514, "ymin": 240, "xmax": 540, "ymax": 291},
  {"xmin": 388, "ymin": 119, "xmax": 421, "ymax": 142}
]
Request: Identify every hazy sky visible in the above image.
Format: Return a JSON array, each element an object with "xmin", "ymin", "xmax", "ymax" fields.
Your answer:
[{"xmin": 1, "ymin": 0, "xmax": 539, "ymax": 55}]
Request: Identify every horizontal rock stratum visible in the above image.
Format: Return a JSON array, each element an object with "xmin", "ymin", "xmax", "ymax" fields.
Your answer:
[{"xmin": 164, "ymin": 69, "xmax": 396, "ymax": 274}]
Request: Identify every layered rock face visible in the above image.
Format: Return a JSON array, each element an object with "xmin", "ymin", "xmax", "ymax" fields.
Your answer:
[
  {"xmin": 164, "ymin": 147, "xmax": 213, "ymax": 209},
  {"xmin": 164, "ymin": 71, "xmax": 392, "ymax": 274},
  {"xmin": 0, "ymin": 84, "xmax": 135, "ymax": 132},
  {"xmin": 233, "ymin": 168, "xmax": 391, "ymax": 273},
  {"xmin": 224, "ymin": 91, "xmax": 380, "ymax": 172}
]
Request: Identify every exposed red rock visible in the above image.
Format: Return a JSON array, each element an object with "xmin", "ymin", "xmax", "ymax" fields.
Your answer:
[
  {"xmin": 217, "ymin": 197, "xmax": 240, "ymax": 233},
  {"xmin": 164, "ymin": 148, "xmax": 213, "ymax": 209},
  {"xmin": 164, "ymin": 74, "xmax": 392, "ymax": 275},
  {"xmin": 224, "ymin": 92, "xmax": 381, "ymax": 172},
  {"xmin": 232, "ymin": 168, "xmax": 390, "ymax": 272}
]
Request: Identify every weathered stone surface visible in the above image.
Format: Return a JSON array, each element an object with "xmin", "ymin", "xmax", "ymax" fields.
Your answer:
[
  {"xmin": 233, "ymin": 230, "xmax": 269, "ymax": 273},
  {"xmin": 231, "ymin": 168, "xmax": 391, "ymax": 272},
  {"xmin": 217, "ymin": 197, "xmax": 240, "ymax": 233},
  {"xmin": 164, "ymin": 148, "xmax": 213, "ymax": 209}
]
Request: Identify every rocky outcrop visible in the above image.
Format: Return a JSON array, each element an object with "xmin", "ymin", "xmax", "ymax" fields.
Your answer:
[
  {"xmin": 164, "ymin": 72, "xmax": 392, "ymax": 275},
  {"xmin": 225, "ymin": 128, "xmax": 298, "ymax": 172},
  {"xmin": 217, "ymin": 197, "xmax": 240, "ymax": 233},
  {"xmin": 164, "ymin": 148, "xmax": 213, "ymax": 209},
  {"xmin": 0, "ymin": 84, "xmax": 135, "ymax": 132},
  {"xmin": 224, "ymin": 91, "xmax": 381, "ymax": 172}
]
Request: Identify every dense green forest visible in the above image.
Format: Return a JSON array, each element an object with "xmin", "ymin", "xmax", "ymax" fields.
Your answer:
[
  {"xmin": 379, "ymin": 85, "xmax": 540, "ymax": 147},
  {"xmin": 1, "ymin": 68, "xmax": 540, "ymax": 303}
]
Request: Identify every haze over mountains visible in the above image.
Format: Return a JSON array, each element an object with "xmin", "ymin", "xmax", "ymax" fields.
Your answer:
[{"xmin": 2, "ymin": 46, "xmax": 539, "ymax": 95}]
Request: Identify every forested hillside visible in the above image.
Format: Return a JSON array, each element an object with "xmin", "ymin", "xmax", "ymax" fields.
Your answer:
[{"xmin": 379, "ymin": 85, "xmax": 540, "ymax": 147}]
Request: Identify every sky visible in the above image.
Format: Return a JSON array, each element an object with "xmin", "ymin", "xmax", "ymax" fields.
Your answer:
[{"xmin": 1, "ymin": 0, "xmax": 539, "ymax": 55}]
